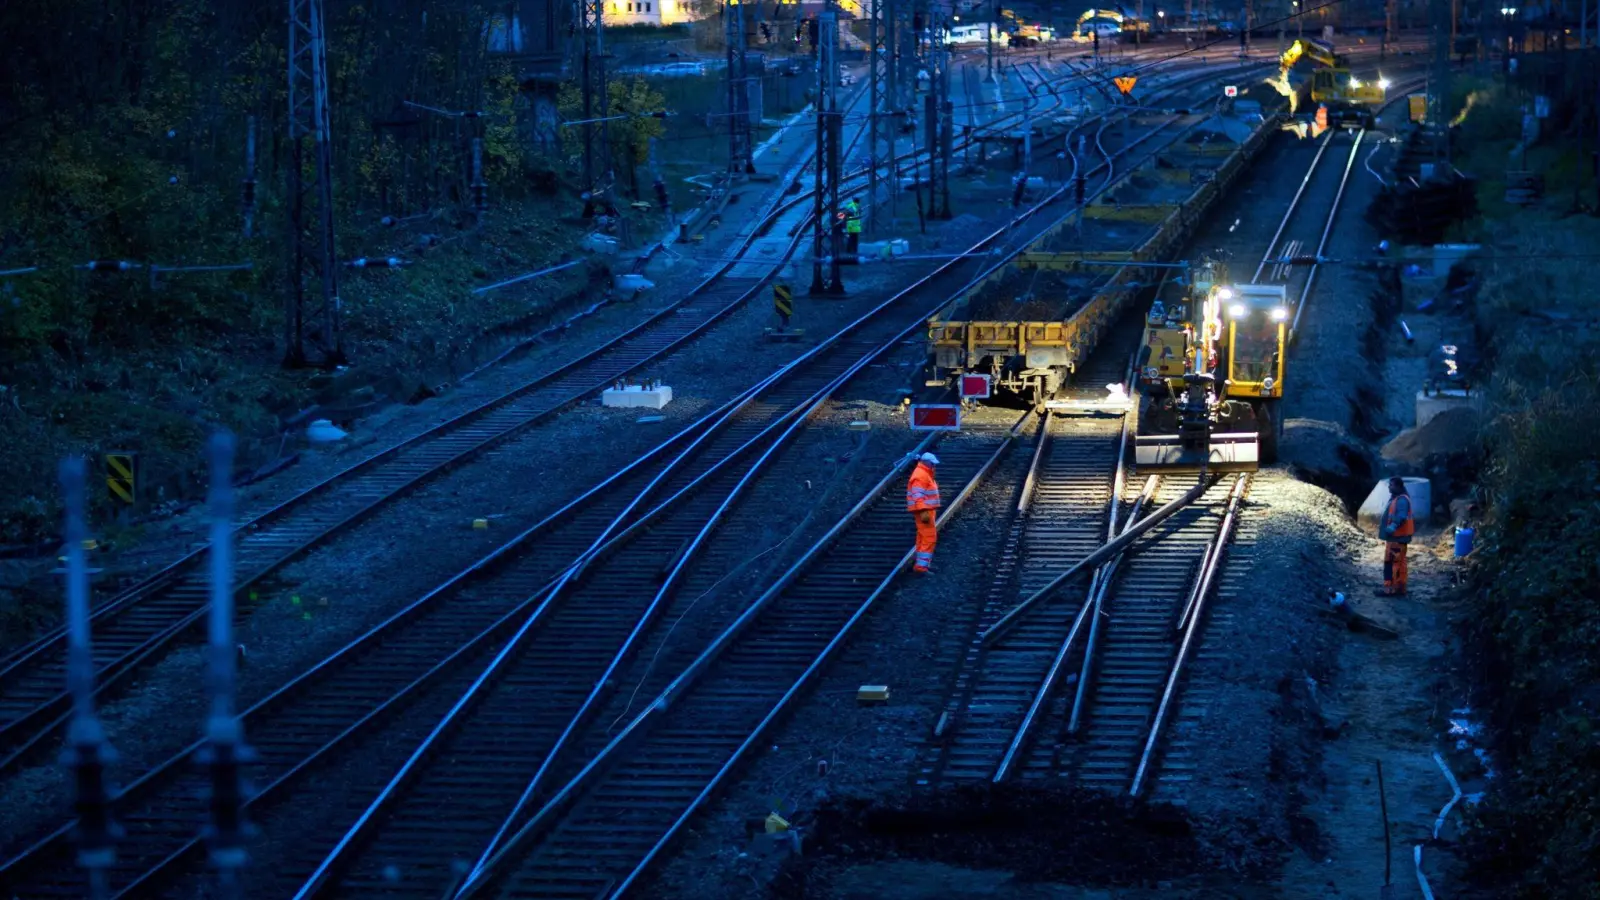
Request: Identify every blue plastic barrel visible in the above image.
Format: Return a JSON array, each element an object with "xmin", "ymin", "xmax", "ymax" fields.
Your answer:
[{"xmin": 1454, "ymin": 526, "xmax": 1475, "ymax": 557}]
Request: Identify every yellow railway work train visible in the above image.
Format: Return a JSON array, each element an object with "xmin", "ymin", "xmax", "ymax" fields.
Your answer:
[{"xmin": 1135, "ymin": 259, "xmax": 1287, "ymax": 467}]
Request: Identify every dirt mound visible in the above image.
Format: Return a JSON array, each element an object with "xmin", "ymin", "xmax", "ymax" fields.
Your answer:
[
  {"xmin": 1380, "ymin": 405, "xmax": 1480, "ymax": 467},
  {"xmin": 1282, "ymin": 418, "xmax": 1376, "ymax": 509}
]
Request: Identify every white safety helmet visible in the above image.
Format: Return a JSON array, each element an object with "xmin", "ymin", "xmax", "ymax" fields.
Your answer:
[{"xmin": 920, "ymin": 452, "xmax": 940, "ymax": 465}]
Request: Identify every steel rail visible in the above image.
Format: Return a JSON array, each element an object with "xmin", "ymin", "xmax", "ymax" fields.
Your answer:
[
  {"xmin": 1015, "ymin": 411, "xmax": 1052, "ymax": 514},
  {"xmin": 446, "ymin": 68, "xmax": 1271, "ymax": 897},
  {"xmin": 1, "ymin": 72, "xmax": 1211, "ymax": 898},
  {"xmin": 457, "ymin": 415, "xmax": 1028, "ymax": 900},
  {"xmin": 1128, "ymin": 473, "xmax": 1248, "ymax": 797},
  {"xmin": 0, "ymin": 351, "xmax": 842, "ymax": 886},
  {"xmin": 289, "ymin": 284, "xmax": 960, "ymax": 898},
  {"xmin": 293, "ymin": 99, "xmax": 1189, "ymax": 896},
  {"xmin": 1272, "ymin": 77, "xmax": 1424, "ymax": 342},
  {"xmin": 1067, "ymin": 474, "xmax": 1160, "ymax": 735},
  {"xmin": 978, "ymin": 473, "xmax": 1220, "ymax": 646},
  {"xmin": 604, "ymin": 426, "xmax": 1022, "ymax": 899},
  {"xmin": 974, "ymin": 70, "xmax": 1426, "ymax": 796},
  {"xmin": 1289, "ymin": 128, "xmax": 1364, "ymax": 343},
  {"xmin": 9, "ymin": 66, "xmax": 1248, "ymax": 896},
  {"xmin": 989, "ymin": 413, "xmax": 1135, "ymax": 783},
  {"xmin": 1251, "ymin": 127, "xmax": 1338, "ymax": 284},
  {"xmin": 991, "ymin": 315, "xmax": 1173, "ymax": 778}
]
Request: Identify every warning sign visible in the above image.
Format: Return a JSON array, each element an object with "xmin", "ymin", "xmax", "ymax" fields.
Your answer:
[
  {"xmin": 1224, "ymin": 84, "xmax": 1238, "ymax": 97},
  {"xmin": 1113, "ymin": 75, "xmax": 1138, "ymax": 96},
  {"xmin": 105, "ymin": 452, "xmax": 136, "ymax": 504},
  {"xmin": 774, "ymin": 283, "xmax": 793, "ymax": 321},
  {"xmin": 959, "ymin": 374, "xmax": 992, "ymax": 400},
  {"xmin": 910, "ymin": 404, "xmax": 962, "ymax": 432}
]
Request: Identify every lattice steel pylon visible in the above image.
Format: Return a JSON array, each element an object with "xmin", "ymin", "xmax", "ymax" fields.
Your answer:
[
  {"xmin": 868, "ymin": 0, "xmax": 894, "ymax": 233},
  {"xmin": 927, "ymin": 11, "xmax": 953, "ymax": 220},
  {"xmin": 896, "ymin": 0, "xmax": 919, "ymax": 113},
  {"xmin": 726, "ymin": 1, "xmax": 755, "ymax": 174},
  {"xmin": 285, "ymin": 0, "xmax": 342, "ymax": 367},
  {"xmin": 811, "ymin": 8, "xmax": 845, "ymax": 294},
  {"xmin": 1429, "ymin": 0, "xmax": 1452, "ymax": 162},
  {"xmin": 574, "ymin": 0, "xmax": 611, "ymax": 216}
]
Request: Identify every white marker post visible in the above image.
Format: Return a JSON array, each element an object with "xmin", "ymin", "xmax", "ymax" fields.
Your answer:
[
  {"xmin": 200, "ymin": 432, "xmax": 251, "ymax": 897},
  {"xmin": 61, "ymin": 457, "xmax": 118, "ymax": 899}
]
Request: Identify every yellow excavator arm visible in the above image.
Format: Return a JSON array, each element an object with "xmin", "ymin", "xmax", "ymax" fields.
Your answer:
[{"xmin": 1281, "ymin": 38, "xmax": 1341, "ymax": 70}]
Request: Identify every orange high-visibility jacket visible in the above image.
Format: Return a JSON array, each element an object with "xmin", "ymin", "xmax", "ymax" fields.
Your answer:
[
  {"xmin": 1382, "ymin": 494, "xmax": 1414, "ymax": 542},
  {"xmin": 906, "ymin": 462, "xmax": 941, "ymax": 512}
]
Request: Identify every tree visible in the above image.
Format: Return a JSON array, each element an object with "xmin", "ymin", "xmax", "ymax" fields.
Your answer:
[{"xmin": 557, "ymin": 76, "xmax": 668, "ymax": 199}]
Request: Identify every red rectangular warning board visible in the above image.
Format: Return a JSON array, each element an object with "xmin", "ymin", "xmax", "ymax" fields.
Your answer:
[
  {"xmin": 959, "ymin": 374, "xmax": 992, "ymax": 400},
  {"xmin": 910, "ymin": 404, "xmax": 961, "ymax": 432}
]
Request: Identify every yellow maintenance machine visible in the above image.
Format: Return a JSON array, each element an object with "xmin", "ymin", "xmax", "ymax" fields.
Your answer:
[
  {"xmin": 1280, "ymin": 38, "xmax": 1387, "ymax": 129},
  {"xmin": 1071, "ymin": 8, "xmax": 1148, "ymax": 41},
  {"xmin": 1135, "ymin": 259, "xmax": 1286, "ymax": 469}
]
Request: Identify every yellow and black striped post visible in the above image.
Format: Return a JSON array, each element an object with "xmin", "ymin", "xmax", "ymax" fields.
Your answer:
[
  {"xmin": 105, "ymin": 453, "xmax": 136, "ymax": 505},
  {"xmin": 773, "ymin": 282, "xmax": 793, "ymax": 327}
]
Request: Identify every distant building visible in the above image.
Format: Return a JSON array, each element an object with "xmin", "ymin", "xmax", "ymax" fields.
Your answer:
[{"xmin": 605, "ymin": 0, "xmax": 705, "ymax": 26}]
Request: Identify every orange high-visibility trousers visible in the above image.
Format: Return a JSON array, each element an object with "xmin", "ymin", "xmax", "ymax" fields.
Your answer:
[
  {"xmin": 1383, "ymin": 541, "xmax": 1408, "ymax": 595},
  {"xmin": 912, "ymin": 509, "xmax": 937, "ymax": 572}
]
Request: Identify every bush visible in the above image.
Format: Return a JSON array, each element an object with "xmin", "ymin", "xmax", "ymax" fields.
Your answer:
[{"xmin": 1456, "ymin": 208, "xmax": 1600, "ymax": 898}]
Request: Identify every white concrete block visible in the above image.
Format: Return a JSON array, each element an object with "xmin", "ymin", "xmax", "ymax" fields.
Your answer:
[
  {"xmin": 306, "ymin": 418, "xmax": 348, "ymax": 443},
  {"xmin": 602, "ymin": 385, "xmax": 673, "ymax": 409},
  {"xmin": 1357, "ymin": 476, "xmax": 1432, "ymax": 536},
  {"xmin": 615, "ymin": 273, "xmax": 655, "ymax": 292}
]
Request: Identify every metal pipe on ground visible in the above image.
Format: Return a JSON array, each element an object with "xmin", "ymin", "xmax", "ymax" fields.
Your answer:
[
  {"xmin": 1068, "ymin": 474, "xmax": 1159, "ymax": 734},
  {"xmin": 992, "ymin": 418, "xmax": 1135, "ymax": 782},
  {"xmin": 980, "ymin": 472, "xmax": 1222, "ymax": 647},
  {"xmin": 1129, "ymin": 473, "xmax": 1248, "ymax": 797}
]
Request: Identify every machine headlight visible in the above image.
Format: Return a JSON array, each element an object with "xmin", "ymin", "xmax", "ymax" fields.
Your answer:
[
  {"xmin": 1349, "ymin": 77, "xmax": 1363, "ymax": 89},
  {"xmin": 1377, "ymin": 77, "xmax": 1392, "ymax": 91},
  {"xmin": 1261, "ymin": 376, "xmax": 1275, "ymax": 392},
  {"xmin": 1229, "ymin": 303, "xmax": 1247, "ymax": 318},
  {"xmin": 1270, "ymin": 307, "xmax": 1288, "ymax": 321},
  {"xmin": 1216, "ymin": 287, "xmax": 1234, "ymax": 300}
]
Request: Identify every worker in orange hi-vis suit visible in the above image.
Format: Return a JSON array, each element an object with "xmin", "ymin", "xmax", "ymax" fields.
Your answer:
[
  {"xmin": 906, "ymin": 452, "xmax": 942, "ymax": 574},
  {"xmin": 1378, "ymin": 476, "xmax": 1415, "ymax": 596}
]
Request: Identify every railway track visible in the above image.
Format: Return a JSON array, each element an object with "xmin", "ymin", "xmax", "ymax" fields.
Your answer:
[
  {"xmin": 276, "ymin": 97, "xmax": 1211, "ymax": 900},
  {"xmin": 1, "ymin": 61, "xmax": 1270, "ymax": 900},
  {"xmin": 918, "ymin": 81, "xmax": 1426, "ymax": 799},
  {"xmin": 915, "ymin": 435, "xmax": 1246, "ymax": 796},
  {"xmin": 0, "ymin": 71, "xmax": 1227, "ymax": 896},
  {"xmin": 395, "ymin": 86, "xmax": 1256, "ymax": 900},
  {"xmin": 0, "ymin": 54, "xmax": 1108, "ymax": 778},
  {"xmin": 459, "ymin": 423, "xmax": 1026, "ymax": 900},
  {"xmin": 912, "ymin": 294, "xmax": 1139, "ymax": 787},
  {"xmin": 1020, "ymin": 89, "xmax": 1426, "ymax": 797}
]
